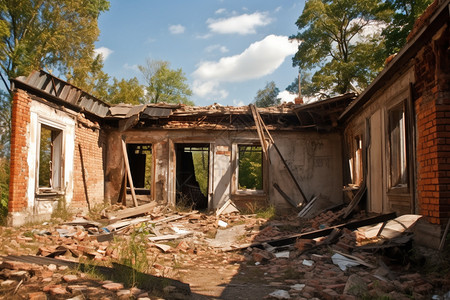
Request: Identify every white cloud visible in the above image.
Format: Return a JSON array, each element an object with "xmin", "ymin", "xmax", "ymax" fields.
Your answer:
[
  {"xmin": 278, "ymin": 90, "xmax": 297, "ymax": 103},
  {"xmin": 194, "ymin": 35, "xmax": 298, "ymax": 82},
  {"xmin": 215, "ymin": 8, "xmax": 226, "ymax": 14},
  {"xmin": 193, "ymin": 80, "xmax": 228, "ymax": 100},
  {"xmin": 93, "ymin": 47, "xmax": 113, "ymax": 60},
  {"xmin": 274, "ymin": 6, "xmax": 282, "ymax": 13},
  {"xmin": 233, "ymin": 99, "xmax": 245, "ymax": 106},
  {"xmin": 193, "ymin": 35, "xmax": 298, "ymax": 99},
  {"xmin": 123, "ymin": 63, "xmax": 139, "ymax": 72},
  {"xmin": 169, "ymin": 24, "xmax": 185, "ymax": 34},
  {"xmin": 196, "ymin": 33, "xmax": 213, "ymax": 39},
  {"xmin": 205, "ymin": 44, "xmax": 229, "ymax": 53},
  {"xmin": 207, "ymin": 12, "xmax": 272, "ymax": 35}
]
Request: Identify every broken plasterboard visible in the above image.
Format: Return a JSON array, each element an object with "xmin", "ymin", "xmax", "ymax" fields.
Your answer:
[
  {"xmin": 357, "ymin": 214, "xmax": 422, "ymax": 239},
  {"xmin": 216, "ymin": 199, "xmax": 239, "ymax": 216}
]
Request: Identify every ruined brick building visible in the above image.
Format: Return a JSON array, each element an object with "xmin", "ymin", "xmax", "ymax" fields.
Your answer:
[{"xmin": 7, "ymin": 0, "xmax": 449, "ymax": 246}]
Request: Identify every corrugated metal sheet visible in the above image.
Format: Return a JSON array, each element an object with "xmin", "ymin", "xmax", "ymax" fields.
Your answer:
[
  {"xmin": 14, "ymin": 70, "xmax": 110, "ymax": 118},
  {"xmin": 142, "ymin": 107, "xmax": 173, "ymax": 118}
]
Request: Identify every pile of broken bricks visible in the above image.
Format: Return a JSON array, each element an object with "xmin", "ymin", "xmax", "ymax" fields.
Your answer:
[{"xmin": 0, "ymin": 203, "xmax": 448, "ymax": 299}]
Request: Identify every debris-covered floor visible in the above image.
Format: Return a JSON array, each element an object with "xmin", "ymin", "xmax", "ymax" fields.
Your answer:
[{"xmin": 0, "ymin": 205, "xmax": 449, "ymax": 300}]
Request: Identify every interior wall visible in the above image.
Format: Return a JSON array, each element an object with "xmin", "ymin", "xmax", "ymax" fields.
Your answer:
[{"xmin": 105, "ymin": 128, "xmax": 344, "ymax": 212}]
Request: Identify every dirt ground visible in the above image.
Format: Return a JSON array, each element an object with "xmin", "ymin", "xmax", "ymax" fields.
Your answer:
[{"xmin": 0, "ymin": 206, "xmax": 449, "ymax": 299}]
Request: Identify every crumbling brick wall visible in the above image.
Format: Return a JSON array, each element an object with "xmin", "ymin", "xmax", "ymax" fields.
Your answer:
[
  {"xmin": 414, "ymin": 26, "xmax": 450, "ymax": 225},
  {"xmin": 8, "ymin": 89, "xmax": 31, "ymax": 213},
  {"xmin": 72, "ymin": 116, "xmax": 106, "ymax": 210}
]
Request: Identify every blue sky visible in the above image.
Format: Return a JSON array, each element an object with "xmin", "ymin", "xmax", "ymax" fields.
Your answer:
[{"xmin": 95, "ymin": 0, "xmax": 305, "ymax": 107}]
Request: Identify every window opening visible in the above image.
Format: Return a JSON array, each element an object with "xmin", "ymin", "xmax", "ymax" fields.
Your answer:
[
  {"xmin": 354, "ymin": 136, "xmax": 363, "ymax": 186},
  {"xmin": 388, "ymin": 103, "xmax": 408, "ymax": 188},
  {"xmin": 126, "ymin": 144, "xmax": 152, "ymax": 194},
  {"xmin": 38, "ymin": 125, "xmax": 62, "ymax": 191},
  {"xmin": 238, "ymin": 145, "xmax": 263, "ymax": 190},
  {"xmin": 175, "ymin": 144, "xmax": 209, "ymax": 210}
]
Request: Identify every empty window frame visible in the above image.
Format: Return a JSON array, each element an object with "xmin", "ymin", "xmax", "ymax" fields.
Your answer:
[
  {"xmin": 388, "ymin": 102, "xmax": 408, "ymax": 188},
  {"xmin": 38, "ymin": 125, "xmax": 63, "ymax": 192},
  {"xmin": 126, "ymin": 144, "xmax": 152, "ymax": 193},
  {"xmin": 353, "ymin": 135, "xmax": 363, "ymax": 186},
  {"xmin": 237, "ymin": 145, "xmax": 263, "ymax": 191}
]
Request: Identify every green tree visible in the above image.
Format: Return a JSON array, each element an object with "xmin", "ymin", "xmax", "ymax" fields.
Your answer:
[
  {"xmin": 67, "ymin": 54, "xmax": 110, "ymax": 100},
  {"xmin": 382, "ymin": 0, "xmax": 433, "ymax": 56},
  {"xmin": 138, "ymin": 59, "xmax": 193, "ymax": 105},
  {"xmin": 108, "ymin": 77, "xmax": 145, "ymax": 105},
  {"xmin": 0, "ymin": 0, "xmax": 109, "ymax": 82},
  {"xmin": 290, "ymin": 0, "xmax": 390, "ymax": 98},
  {"xmin": 254, "ymin": 81, "xmax": 281, "ymax": 107}
]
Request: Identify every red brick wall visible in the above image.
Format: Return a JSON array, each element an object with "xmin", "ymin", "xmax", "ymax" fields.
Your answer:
[
  {"xmin": 9, "ymin": 89, "xmax": 31, "ymax": 212},
  {"xmin": 72, "ymin": 119, "xmax": 106, "ymax": 210},
  {"xmin": 415, "ymin": 41, "xmax": 450, "ymax": 225}
]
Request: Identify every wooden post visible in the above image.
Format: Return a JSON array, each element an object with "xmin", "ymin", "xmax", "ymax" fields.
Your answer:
[{"xmin": 121, "ymin": 139, "xmax": 138, "ymax": 207}]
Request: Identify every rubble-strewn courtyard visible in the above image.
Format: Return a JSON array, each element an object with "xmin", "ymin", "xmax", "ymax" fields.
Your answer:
[{"xmin": 0, "ymin": 204, "xmax": 449, "ymax": 299}]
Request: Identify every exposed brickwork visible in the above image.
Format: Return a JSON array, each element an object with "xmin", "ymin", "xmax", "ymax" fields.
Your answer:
[
  {"xmin": 414, "ymin": 31, "xmax": 450, "ymax": 225},
  {"xmin": 72, "ymin": 120, "xmax": 106, "ymax": 210},
  {"xmin": 9, "ymin": 89, "xmax": 31, "ymax": 212}
]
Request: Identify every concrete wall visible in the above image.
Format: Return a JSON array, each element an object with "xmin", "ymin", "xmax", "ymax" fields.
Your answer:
[{"xmin": 105, "ymin": 128, "xmax": 343, "ymax": 212}]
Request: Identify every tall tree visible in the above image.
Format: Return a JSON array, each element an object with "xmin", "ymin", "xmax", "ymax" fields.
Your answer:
[
  {"xmin": 108, "ymin": 77, "xmax": 145, "ymax": 105},
  {"xmin": 254, "ymin": 81, "xmax": 281, "ymax": 107},
  {"xmin": 382, "ymin": 0, "xmax": 433, "ymax": 56},
  {"xmin": 68, "ymin": 54, "xmax": 110, "ymax": 100},
  {"xmin": 138, "ymin": 59, "xmax": 193, "ymax": 105},
  {"xmin": 0, "ymin": 0, "xmax": 109, "ymax": 82},
  {"xmin": 290, "ymin": 0, "xmax": 390, "ymax": 98}
]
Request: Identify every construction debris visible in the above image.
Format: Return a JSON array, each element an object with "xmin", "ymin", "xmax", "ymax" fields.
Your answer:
[{"xmin": 0, "ymin": 204, "xmax": 448, "ymax": 299}]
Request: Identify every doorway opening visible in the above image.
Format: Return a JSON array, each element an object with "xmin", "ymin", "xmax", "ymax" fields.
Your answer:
[
  {"xmin": 126, "ymin": 144, "xmax": 152, "ymax": 196},
  {"xmin": 175, "ymin": 143, "xmax": 209, "ymax": 210}
]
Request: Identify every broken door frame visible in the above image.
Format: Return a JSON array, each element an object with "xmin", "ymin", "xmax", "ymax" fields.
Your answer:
[{"xmin": 168, "ymin": 138, "xmax": 214, "ymax": 210}]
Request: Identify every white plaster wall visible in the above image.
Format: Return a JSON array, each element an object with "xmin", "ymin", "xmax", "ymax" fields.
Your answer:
[{"xmin": 27, "ymin": 101, "xmax": 76, "ymax": 215}]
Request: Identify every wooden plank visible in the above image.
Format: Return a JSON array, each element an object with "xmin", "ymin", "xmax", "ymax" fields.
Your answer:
[
  {"xmin": 249, "ymin": 104, "xmax": 269, "ymax": 162},
  {"xmin": 152, "ymin": 211, "xmax": 198, "ymax": 225},
  {"xmin": 255, "ymin": 109, "xmax": 307, "ymax": 204},
  {"xmin": 273, "ymin": 183, "xmax": 300, "ymax": 208},
  {"xmin": 78, "ymin": 144, "xmax": 91, "ymax": 211},
  {"xmin": 343, "ymin": 180, "xmax": 366, "ymax": 218},
  {"xmin": 106, "ymin": 202, "xmax": 156, "ymax": 220},
  {"xmin": 228, "ymin": 212, "xmax": 396, "ymax": 251},
  {"xmin": 121, "ymin": 139, "xmax": 138, "ymax": 207},
  {"xmin": 148, "ymin": 232, "xmax": 192, "ymax": 242}
]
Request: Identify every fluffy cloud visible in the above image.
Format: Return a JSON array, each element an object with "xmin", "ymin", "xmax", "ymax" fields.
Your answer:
[
  {"xmin": 215, "ymin": 8, "xmax": 226, "ymax": 15},
  {"xmin": 192, "ymin": 80, "xmax": 228, "ymax": 100},
  {"xmin": 194, "ymin": 35, "xmax": 298, "ymax": 82},
  {"xmin": 193, "ymin": 35, "xmax": 299, "ymax": 99},
  {"xmin": 207, "ymin": 12, "xmax": 272, "ymax": 35},
  {"xmin": 169, "ymin": 24, "xmax": 185, "ymax": 34},
  {"xmin": 93, "ymin": 47, "xmax": 113, "ymax": 60},
  {"xmin": 278, "ymin": 90, "xmax": 297, "ymax": 103},
  {"xmin": 205, "ymin": 44, "xmax": 229, "ymax": 53}
]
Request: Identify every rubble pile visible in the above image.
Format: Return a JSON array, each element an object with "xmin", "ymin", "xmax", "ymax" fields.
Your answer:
[{"xmin": 0, "ymin": 205, "xmax": 448, "ymax": 299}]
